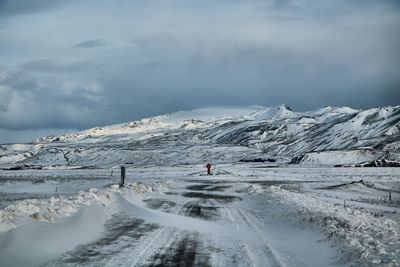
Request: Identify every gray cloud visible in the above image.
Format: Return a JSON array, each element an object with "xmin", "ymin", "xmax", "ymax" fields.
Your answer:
[
  {"xmin": 21, "ymin": 59, "xmax": 86, "ymax": 73},
  {"xmin": 73, "ymin": 39, "xmax": 107, "ymax": 49},
  {"xmin": 0, "ymin": 0, "xmax": 68, "ymax": 16},
  {"xmin": 272, "ymin": 0, "xmax": 291, "ymax": 10},
  {"xmin": 0, "ymin": 0, "xmax": 399, "ymax": 142},
  {"xmin": 0, "ymin": 68, "xmax": 110, "ymax": 130}
]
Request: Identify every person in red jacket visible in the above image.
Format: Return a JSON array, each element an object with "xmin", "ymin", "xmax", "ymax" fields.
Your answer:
[{"xmin": 206, "ymin": 163, "xmax": 212, "ymax": 175}]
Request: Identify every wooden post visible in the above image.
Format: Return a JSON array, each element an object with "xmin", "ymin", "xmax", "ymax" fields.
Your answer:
[
  {"xmin": 120, "ymin": 166, "xmax": 126, "ymax": 187},
  {"xmin": 389, "ymin": 192, "xmax": 392, "ymax": 201}
]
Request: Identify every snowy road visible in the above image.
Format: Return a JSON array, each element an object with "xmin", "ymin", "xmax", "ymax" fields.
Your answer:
[
  {"xmin": 1, "ymin": 166, "xmax": 399, "ymax": 266},
  {"xmin": 42, "ymin": 177, "xmax": 344, "ymax": 267}
]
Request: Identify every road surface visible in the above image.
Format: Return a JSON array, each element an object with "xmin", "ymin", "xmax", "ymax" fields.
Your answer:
[{"xmin": 46, "ymin": 177, "xmax": 345, "ymax": 267}]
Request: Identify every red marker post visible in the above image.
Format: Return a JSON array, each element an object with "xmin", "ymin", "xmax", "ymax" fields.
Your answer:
[{"xmin": 206, "ymin": 163, "xmax": 212, "ymax": 175}]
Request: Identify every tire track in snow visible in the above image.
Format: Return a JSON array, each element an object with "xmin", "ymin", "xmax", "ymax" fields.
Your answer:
[
  {"xmin": 123, "ymin": 227, "xmax": 179, "ymax": 266},
  {"xmin": 224, "ymin": 207, "xmax": 285, "ymax": 267}
]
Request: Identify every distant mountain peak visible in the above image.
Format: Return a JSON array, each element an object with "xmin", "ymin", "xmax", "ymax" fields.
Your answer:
[
  {"xmin": 247, "ymin": 104, "xmax": 296, "ymax": 121},
  {"xmin": 279, "ymin": 104, "xmax": 292, "ymax": 111}
]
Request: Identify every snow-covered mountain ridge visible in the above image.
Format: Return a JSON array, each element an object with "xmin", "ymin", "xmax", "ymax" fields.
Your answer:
[{"xmin": 1, "ymin": 104, "xmax": 399, "ymax": 168}]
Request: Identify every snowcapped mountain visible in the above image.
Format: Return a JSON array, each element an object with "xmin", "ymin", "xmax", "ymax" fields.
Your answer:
[{"xmin": 1, "ymin": 105, "xmax": 399, "ymax": 168}]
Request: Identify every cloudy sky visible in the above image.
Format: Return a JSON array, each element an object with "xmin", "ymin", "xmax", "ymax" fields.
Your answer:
[{"xmin": 1, "ymin": 0, "xmax": 399, "ymax": 143}]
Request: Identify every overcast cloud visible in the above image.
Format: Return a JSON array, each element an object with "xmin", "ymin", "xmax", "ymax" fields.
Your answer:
[{"xmin": 0, "ymin": 0, "xmax": 399, "ymax": 143}]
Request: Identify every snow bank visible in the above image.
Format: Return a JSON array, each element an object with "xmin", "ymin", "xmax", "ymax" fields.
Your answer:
[
  {"xmin": 0, "ymin": 204, "xmax": 110, "ymax": 267},
  {"xmin": 250, "ymin": 185, "xmax": 400, "ymax": 266},
  {"xmin": 0, "ymin": 181, "xmax": 167, "ymax": 233},
  {"xmin": 300, "ymin": 150, "xmax": 384, "ymax": 165}
]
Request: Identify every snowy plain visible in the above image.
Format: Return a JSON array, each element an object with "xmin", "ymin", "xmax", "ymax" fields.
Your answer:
[
  {"xmin": 0, "ymin": 165, "xmax": 399, "ymax": 266},
  {"xmin": 0, "ymin": 105, "xmax": 399, "ymax": 266}
]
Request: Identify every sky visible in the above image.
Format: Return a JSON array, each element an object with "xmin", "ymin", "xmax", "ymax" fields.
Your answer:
[{"xmin": 0, "ymin": 0, "xmax": 399, "ymax": 143}]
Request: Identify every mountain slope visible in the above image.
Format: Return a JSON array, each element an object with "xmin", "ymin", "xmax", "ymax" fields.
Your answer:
[{"xmin": 1, "ymin": 105, "xmax": 399, "ymax": 168}]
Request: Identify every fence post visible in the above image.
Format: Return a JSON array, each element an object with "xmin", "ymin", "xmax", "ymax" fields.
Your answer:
[
  {"xmin": 120, "ymin": 166, "xmax": 126, "ymax": 187},
  {"xmin": 389, "ymin": 192, "xmax": 391, "ymax": 201}
]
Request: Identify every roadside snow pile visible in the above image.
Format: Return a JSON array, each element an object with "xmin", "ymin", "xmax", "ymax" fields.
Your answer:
[
  {"xmin": 0, "ymin": 182, "xmax": 166, "ymax": 233},
  {"xmin": 299, "ymin": 149, "xmax": 384, "ymax": 166},
  {"xmin": 250, "ymin": 185, "xmax": 400, "ymax": 267}
]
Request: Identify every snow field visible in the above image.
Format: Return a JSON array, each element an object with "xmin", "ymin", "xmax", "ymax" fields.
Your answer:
[
  {"xmin": 250, "ymin": 184, "xmax": 400, "ymax": 266},
  {"xmin": 0, "ymin": 165, "xmax": 399, "ymax": 266}
]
